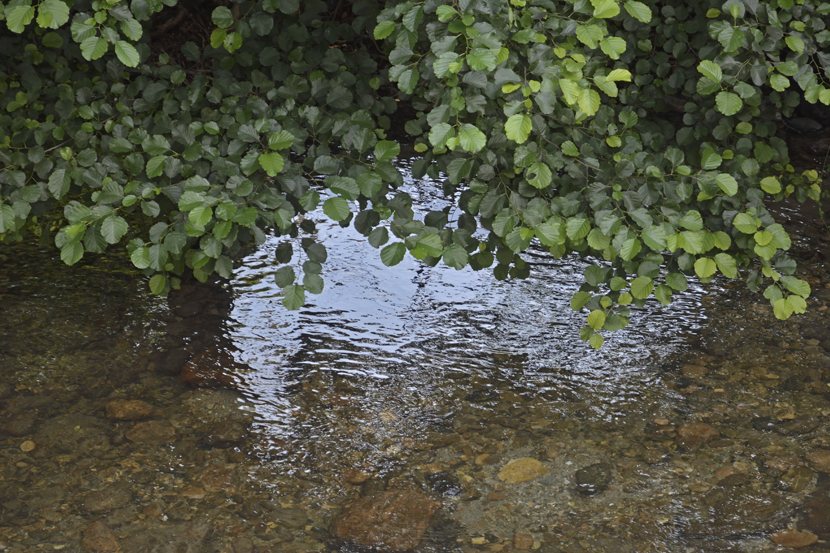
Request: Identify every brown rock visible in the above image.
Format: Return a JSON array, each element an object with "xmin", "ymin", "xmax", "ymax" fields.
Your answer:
[
  {"xmin": 513, "ymin": 532, "xmax": 534, "ymax": 549},
  {"xmin": 642, "ymin": 448, "xmax": 666, "ymax": 465},
  {"xmin": 125, "ymin": 420, "xmax": 177, "ymax": 445},
  {"xmin": 105, "ymin": 399, "xmax": 158, "ymax": 421},
  {"xmin": 475, "ymin": 453, "xmax": 500, "ymax": 466},
  {"xmin": 498, "ymin": 458, "xmax": 546, "ymax": 483},
  {"xmin": 81, "ymin": 485, "xmax": 133, "ymax": 514},
  {"xmin": 181, "ymin": 348, "xmax": 240, "ymax": 388},
  {"xmin": 765, "ymin": 455, "xmax": 802, "ymax": 472},
  {"xmin": 81, "ymin": 521, "xmax": 119, "ymax": 552},
  {"xmin": 199, "ymin": 464, "xmax": 238, "ymax": 492},
  {"xmin": 714, "ymin": 466, "xmax": 739, "ymax": 480},
  {"xmin": 0, "ymin": 412, "xmax": 37, "ymax": 436},
  {"xmin": 342, "ymin": 468, "xmax": 372, "ymax": 484},
  {"xmin": 676, "ymin": 422, "xmax": 718, "ymax": 450},
  {"xmin": 682, "ymin": 364, "xmax": 708, "ymax": 378},
  {"xmin": 769, "ymin": 529, "xmax": 818, "ymax": 549},
  {"xmin": 806, "ymin": 450, "xmax": 830, "ymax": 473},
  {"xmin": 330, "ymin": 490, "xmax": 441, "ymax": 551}
]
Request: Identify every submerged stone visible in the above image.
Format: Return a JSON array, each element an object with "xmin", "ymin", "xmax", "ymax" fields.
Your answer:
[
  {"xmin": 770, "ymin": 529, "xmax": 818, "ymax": 549},
  {"xmin": 575, "ymin": 462, "xmax": 613, "ymax": 495},
  {"xmin": 329, "ymin": 490, "xmax": 441, "ymax": 551},
  {"xmin": 800, "ymin": 486, "xmax": 830, "ymax": 538},
  {"xmin": 498, "ymin": 458, "xmax": 546, "ymax": 483}
]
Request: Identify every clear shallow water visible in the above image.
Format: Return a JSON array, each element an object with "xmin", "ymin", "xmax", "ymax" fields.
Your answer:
[{"xmin": 2, "ymin": 159, "xmax": 829, "ymax": 553}]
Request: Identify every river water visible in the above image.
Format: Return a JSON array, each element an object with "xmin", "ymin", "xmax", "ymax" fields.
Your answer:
[{"xmin": 1, "ymin": 158, "xmax": 830, "ymax": 552}]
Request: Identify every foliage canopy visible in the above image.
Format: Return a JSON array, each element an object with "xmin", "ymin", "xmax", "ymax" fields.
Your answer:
[{"xmin": 0, "ymin": 0, "xmax": 826, "ymax": 347}]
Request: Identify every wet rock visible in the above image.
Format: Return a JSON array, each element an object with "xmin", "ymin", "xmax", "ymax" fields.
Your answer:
[
  {"xmin": 125, "ymin": 420, "xmax": 177, "ymax": 445},
  {"xmin": 182, "ymin": 389, "xmax": 253, "ymax": 424},
  {"xmin": 675, "ymin": 422, "xmax": 718, "ymax": 450},
  {"xmin": 35, "ymin": 413, "xmax": 110, "ymax": 453},
  {"xmin": 781, "ymin": 376, "xmax": 807, "ymax": 392},
  {"xmin": 150, "ymin": 347, "xmax": 191, "ymax": 376},
  {"xmin": 80, "ymin": 485, "xmax": 134, "ymax": 513},
  {"xmin": 786, "ymin": 117, "xmax": 823, "ymax": 133},
  {"xmin": 426, "ymin": 471, "xmax": 463, "ymax": 497},
  {"xmin": 718, "ymin": 472, "xmax": 750, "ymax": 488},
  {"xmin": 770, "ymin": 529, "xmax": 818, "ymax": 549},
  {"xmin": 198, "ymin": 420, "xmax": 248, "ymax": 448},
  {"xmin": 329, "ymin": 490, "xmax": 441, "ymax": 551},
  {"xmin": 342, "ymin": 468, "xmax": 372, "ymax": 484},
  {"xmin": 774, "ymin": 415, "xmax": 819, "ymax": 436},
  {"xmin": 751, "ymin": 416, "xmax": 777, "ymax": 432},
  {"xmin": 475, "ymin": 453, "xmax": 501, "ymax": 466},
  {"xmin": 118, "ymin": 521, "xmax": 211, "ymax": 553},
  {"xmin": 781, "ymin": 467, "xmax": 814, "ymax": 493},
  {"xmin": 575, "ymin": 462, "xmax": 613, "ymax": 496},
  {"xmin": 498, "ymin": 458, "xmax": 546, "ymax": 483},
  {"xmin": 686, "ymin": 488, "xmax": 790, "ymax": 537},
  {"xmin": 267, "ymin": 507, "xmax": 310, "ymax": 529},
  {"xmin": 513, "ymin": 531, "xmax": 534, "ymax": 549},
  {"xmin": 806, "ymin": 450, "xmax": 830, "ymax": 473},
  {"xmin": 199, "ymin": 464, "xmax": 238, "ymax": 492},
  {"xmin": 0, "ymin": 411, "xmax": 37, "ymax": 436},
  {"xmin": 104, "ymin": 399, "xmax": 159, "ymax": 421},
  {"xmin": 800, "ymin": 486, "xmax": 830, "ymax": 538},
  {"xmin": 181, "ymin": 347, "xmax": 242, "ymax": 388},
  {"xmin": 81, "ymin": 521, "xmax": 119, "ymax": 553},
  {"xmin": 682, "ymin": 364, "xmax": 708, "ymax": 378},
  {"xmin": 641, "ymin": 448, "xmax": 666, "ymax": 465},
  {"xmin": 233, "ymin": 537, "xmax": 255, "ymax": 553}
]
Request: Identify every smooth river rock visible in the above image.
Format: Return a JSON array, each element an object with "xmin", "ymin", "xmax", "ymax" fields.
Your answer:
[
  {"xmin": 805, "ymin": 450, "xmax": 830, "ymax": 473},
  {"xmin": 329, "ymin": 490, "xmax": 441, "ymax": 551},
  {"xmin": 105, "ymin": 399, "xmax": 159, "ymax": 421},
  {"xmin": 799, "ymin": 486, "xmax": 830, "ymax": 538},
  {"xmin": 498, "ymin": 458, "xmax": 546, "ymax": 483},
  {"xmin": 575, "ymin": 462, "xmax": 613, "ymax": 495},
  {"xmin": 770, "ymin": 529, "xmax": 818, "ymax": 549}
]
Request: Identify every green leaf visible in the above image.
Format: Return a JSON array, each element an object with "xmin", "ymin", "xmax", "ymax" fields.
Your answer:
[
  {"xmin": 323, "ymin": 197, "xmax": 351, "ymax": 221},
  {"xmin": 780, "ymin": 276, "xmax": 810, "ymax": 298},
  {"xmin": 458, "ymin": 124, "xmax": 486, "ymax": 152},
  {"xmin": 566, "ymin": 217, "xmax": 591, "ymax": 241},
  {"xmin": 571, "ymin": 291, "xmax": 592, "ymax": 310},
  {"xmin": 591, "ymin": 0, "xmax": 619, "ymax": 18},
  {"xmin": 212, "ymin": 6, "xmax": 234, "ymax": 28},
  {"xmin": 732, "ymin": 213, "xmax": 758, "ymax": 234},
  {"xmin": 606, "ymin": 69, "xmax": 632, "ymax": 82},
  {"xmin": 274, "ymin": 266, "xmax": 295, "ymax": 287},
  {"xmin": 131, "ymin": 246, "xmax": 151, "ymax": 269},
  {"xmin": 773, "ymin": 297, "xmax": 793, "ymax": 320},
  {"xmin": 700, "ymin": 147, "xmax": 722, "ymax": 170},
  {"xmin": 374, "ymin": 140, "xmax": 400, "ymax": 163},
  {"xmin": 697, "ymin": 60, "xmax": 722, "ymax": 83},
  {"xmin": 443, "ymin": 244, "xmax": 468, "ymax": 269},
  {"xmin": 559, "ymin": 79, "xmax": 579, "ymax": 104},
  {"xmin": 694, "ymin": 257, "xmax": 717, "ymax": 278},
  {"xmin": 80, "ymin": 37, "xmax": 109, "ymax": 60},
  {"xmin": 526, "ymin": 162, "xmax": 552, "ymax": 189},
  {"xmin": 61, "ymin": 242, "xmax": 84, "ymax": 266},
  {"xmin": 785, "ymin": 35, "xmax": 805, "ymax": 54},
  {"xmin": 505, "ymin": 114, "xmax": 532, "ymax": 144},
  {"xmin": 304, "ymin": 273, "xmax": 324, "ymax": 294},
  {"xmin": 466, "ymin": 49, "xmax": 497, "ymax": 71},
  {"xmin": 429, "ymin": 123, "xmax": 454, "ymax": 148},
  {"xmin": 770, "ymin": 73, "xmax": 790, "ymax": 92},
  {"xmin": 561, "ymin": 141, "xmax": 579, "ymax": 156},
  {"xmin": 589, "ymin": 334, "xmax": 604, "ymax": 350},
  {"xmin": 600, "ymin": 37, "xmax": 626, "ymax": 60},
  {"xmin": 282, "ymin": 284, "xmax": 305, "ymax": 310},
  {"xmin": 357, "ymin": 172, "xmax": 383, "ymax": 198},
  {"xmin": 716, "ymin": 91, "xmax": 742, "ymax": 116},
  {"xmin": 114, "ymin": 41, "xmax": 140, "ymax": 67},
  {"xmin": 715, "ymin": 173, "xmax": 738, "ymax": 196},
  {"xmin": 666, "ymin": 272, "xmax": 687, "ymax": 291},
  {"xmin": 146, "ymin": 155, "xmax": 166, "ymax": 178},
  {"xmin": 38, "ymin": 0, "xmax": 70, "ymax": 28},
  {"xmin": 417, "ymin": 233, "xmax": 444, "ymax": 257},
  {"xmin": 587, "ymin": 309, "xmax": 606, "ymax": 329},
  {"xmin": 101, "ymin": 216, "xmax": 128, "ymax": 244},
  {"xmin": 624, "ymin": 0, "xmax": 652, "ymax": 22},
  {"xmin": 620, "ymin": 237, "xmax": 642, "ymax": 260},
  {"xmin": 189, "ymin": 205, "xmax": 212, "ymax": 228},
  {"xmin": 642, "ymin": 225, "xmax": 667, "ymax": 251},
  {"xmin": 714, "ymin": 252, "xmax": 737, "ymax": 278},
  {"xmin": 268, "ymin": 130, "xmax": 295, "ymax": 150},
  {"xmin": 630, "ymin": 276, "xmax": 654, "ymax": 299},
  {"xmin": 120, "ymin": 19, "xmax": 143, "ymax": 41},
  {"xmin": 7, "ymin": 5, "xmax": 36, "ymax": 33},
  {"xmin": 374, "ymin": 20, "xmax": 395, "ymax": 40},
  {"xmin": 760, "ymin": 176, "xmax": 781, "ymax": 194},
  {"xmin": 149, "ymin": 274, "xmax": 167, "ymax": 295},
  {"xmin": 259, "ymin": 152, "xmax": 284, "ymax": 176},
  {"xmin": 380, "ymin": 242, "xmax": 406, "ymax": 266},
  {"xmin": 578, "ymin": 88, "xmax": 600, "ymax": 116}
]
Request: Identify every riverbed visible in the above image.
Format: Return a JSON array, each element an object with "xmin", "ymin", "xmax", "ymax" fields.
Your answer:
[{"xmin": 1, "ymin": 158, "xmax": 830, "ymax": 552}]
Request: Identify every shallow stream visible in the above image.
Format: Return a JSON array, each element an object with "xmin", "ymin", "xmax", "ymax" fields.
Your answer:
[{"xmin": 1, "ymin": 158, "xmax": 830, "ymax": 553}]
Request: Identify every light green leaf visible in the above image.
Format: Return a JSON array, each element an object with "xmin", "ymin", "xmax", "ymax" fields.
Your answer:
[
  {"xmin": 505, "ymin": 114, "xmax": 532, "ymax": 144},
  {"xmin": 282, "ymin": 284, "xmax": 305, "ymax": 310},
  {"xmin": 697, "ymin": 60, "xmax": 722, "ymax": 83},
  {"xmin": 587, "ymin": 309, "xmax": 606, "ymax": 329},
  {"xmin": 374, "ymin": 20, "xmax": 395, "ymax": 40},
  {"xmin": 732, "ymin": 213, "xmax": 758, "ymax": 233},
  {"xmin": 591, "ymin": 0, "xmax": 620, "ymax": 18},
  {"xmin": 624, "ymin": 0, "xmax": 651, "ymax": 22},
  {"xmin": 781, "ymin": 276, "xmax": 810, "ymax": 298},
  {"xmin": 589, "ymin": 334, "xmax": 604, "ymax": 350},
  {"xmin": 80, "ymin": 37, "xmax": 109, "ymax": 60},
  {"xmin": 526, "ymin": 162, "xmax": 552, "ymax": 189},
  {"xmin": 101, "ymin": 216, "xmax": 128, "ymax": 244},
  {"xmin": 666, "ymin": 272, "xmax": 687, "ymax": 291},
  {"xmin": 578, "ymin": 88, "xmax": 600, "ymax": 116},
  {"xmin": 714, "ymin": 252, "xmax": 737, "ymax": 278},
  {"xmin": 606, "ymin": 69, "xmax": 632, "ymax": 82},
  {"xmin": 716, "ymin": 91, "xmax": 742, "ymax": 116},
  {"xmin": 7, "ymin": 5, "xmax": 36, "ymax": 33},
  {"xmin": 694, "ymin": 257, "xmax": 717, "ymax": 278},
  {"xmin": 559, "ymin": 79, "xmax": 579, "ymax": 104},
  {"xmin": 443, "ymin": 244, "xmax": 468, "ymax": 269},
  {"xmin": 773, "ymin": 297, "xmax": 793, "ymax": 320},
  {"xmin": 571, "ymin": 291, "xmax": 592, "ymax": 310},
  {"xmin": 458, "ymin": 124, "xmax": 486, "ymax": 152},
  {"xmin": 715, "ymin": 173, "xmax": 738, "ymax": 196},
  {"xmin": 770, "ymin": 73, "xmax": 790, "ymax": 92},
  {"xmin": 785, "ymin": 35, "xmax": 805, "ymax": 54},
  {"xmin": 61, "ymin": 242, "xmax": 84, "ymax": 266},
  {"xmin": 630, "ymin": 276, "xmax": 653, "ymax": 299},
  {"xmin": 114, "ymin": 41, "xmax": 140, "ymax": 67},
  {"xmin": 760, "ymin": 176, "xmax": 781, "ymax": 194},
  {"xmin": 259, "ymin": 152, "xmax": 284, "ymax": 176}
]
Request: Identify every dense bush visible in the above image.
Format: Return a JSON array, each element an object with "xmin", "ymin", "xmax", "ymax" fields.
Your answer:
[{"xmin": 0, "ymin": 0, "xmax": 826, "ymax": 346}]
